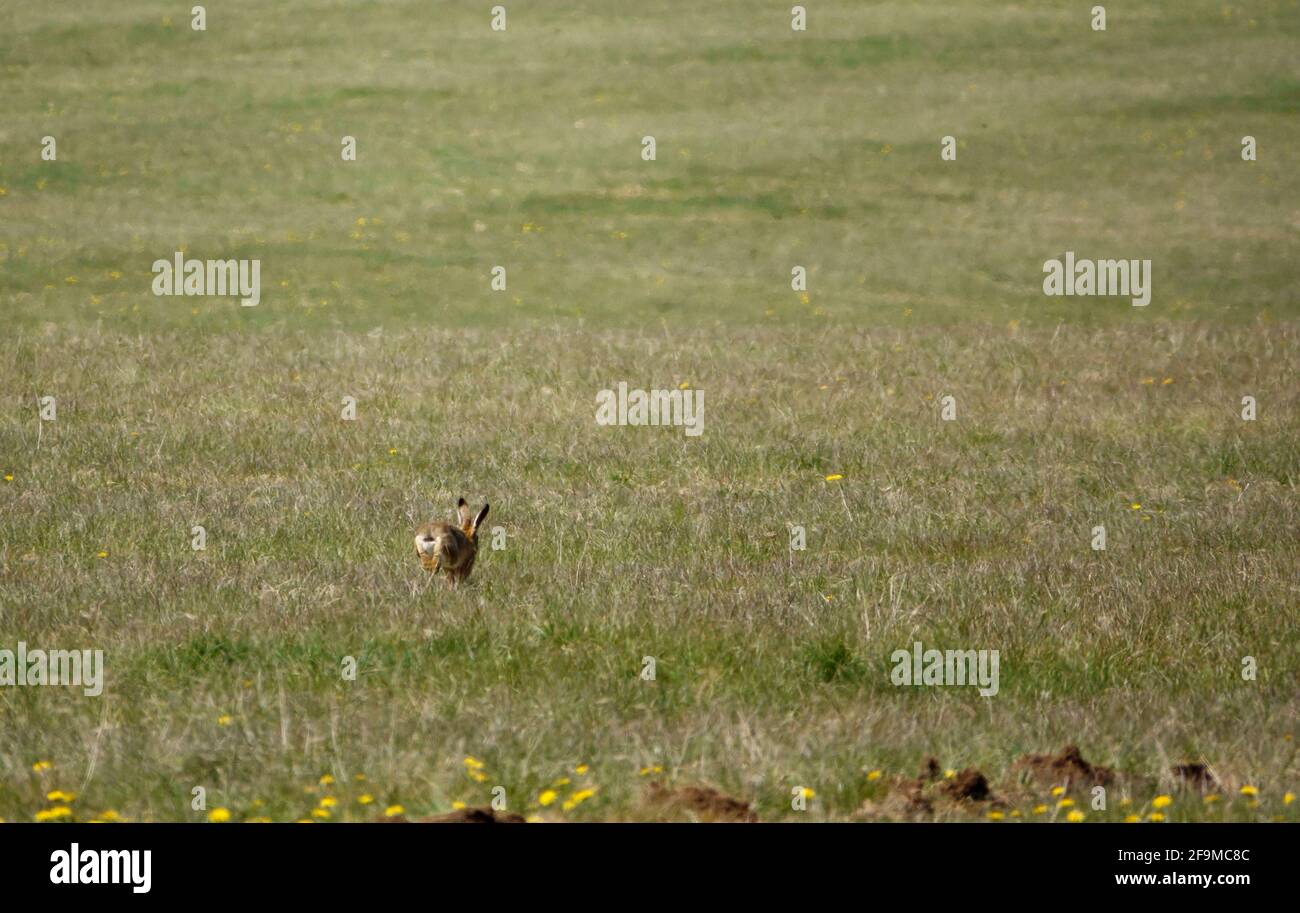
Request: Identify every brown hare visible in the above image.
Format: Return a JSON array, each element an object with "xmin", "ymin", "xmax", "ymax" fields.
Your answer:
[{"xmin": 414, "ymin": 498, "xmax": 489, "ymax": 587}]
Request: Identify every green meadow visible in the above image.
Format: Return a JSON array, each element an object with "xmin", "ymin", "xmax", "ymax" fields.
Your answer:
[{"xmin": 0, "ymin": 1, "xmax": 1296, "ymax": 822}]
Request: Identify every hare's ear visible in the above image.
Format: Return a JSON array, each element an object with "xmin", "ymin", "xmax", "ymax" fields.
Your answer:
[
  {"xmin": 456, "ymin": 498, "xmax": 472, "ymax": 526},
  {"xmin": 472, "ymin": 503, "xmax": 490, "ymax": 534}
]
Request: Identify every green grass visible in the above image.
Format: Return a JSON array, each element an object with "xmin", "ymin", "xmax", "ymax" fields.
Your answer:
[{"xmin": 0, "ymin": 1, "xmax": 1297, "ymax": 823}]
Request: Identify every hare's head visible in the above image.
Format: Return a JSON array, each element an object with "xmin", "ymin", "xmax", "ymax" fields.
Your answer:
[{"xmin": 456, "ymin": 498, "xmax": 490, "ymax": 544}]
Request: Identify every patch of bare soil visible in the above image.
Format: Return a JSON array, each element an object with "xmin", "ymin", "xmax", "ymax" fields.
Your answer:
[
  {"xmin": 857, "ymin": 761, "xmax": 998, "ymax": 820},
  {"xmin": 379, "ymin": 806, "xmax": 526, "ymax": 823},
  {"xmin": 645, "ymin": 782, "xmax": 758, "ymax": 822},
  {"xmin": 423, "ymin": 806, "xmax": 527, "ymax": 823},
  {"xmin": 1012, "ymin": 744, "xmax": 1115, "ymax": 789},
  {"xmin": 940, "ymin": 767, "xmax": 992, "ymax": 801}
]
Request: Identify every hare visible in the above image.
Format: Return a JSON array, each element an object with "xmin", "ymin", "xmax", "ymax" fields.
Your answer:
[{"xmin": 414, "ymin": 498, "xmax": 489, "ymax": 586}]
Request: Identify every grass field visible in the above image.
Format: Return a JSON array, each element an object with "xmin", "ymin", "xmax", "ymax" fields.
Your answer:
[{"xmin": 1, "ymin": 1, "xmax": 1297, "ymax": 823}]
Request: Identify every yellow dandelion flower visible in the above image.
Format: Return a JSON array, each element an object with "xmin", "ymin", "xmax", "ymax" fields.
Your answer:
[
  {"xmin": 824, "ymin": 474, "xmax": 843, "ymax": 482},
  {"xmin": 464, "ymin": 755, "xmax": 486, "ymax": 770},
  {"xmin": 538, "ymin": 790, "xmax": 558, "ymax": 807},
  {"xmin": 638, "ymin": 765, "xmax": 663, "ymax": 776},
  {"xmin": 1066, "ymin": 810, "xmax": 1085, "ymax": 822},
  {"xmin": 35, "ymin": 807, "xmax": 73, "ymax": 822},
  {"xmin": 553, "ymin": 777, "xmax": 570, "ymax": 787},
  {"xmin": 97, "ymin": 551, "xmax": 109, "ymax": 559},
  {"xmin": 451, "ymin": 801, "xmax": 466, "ymax": 810},
  {"xmin": 216, "ymin": 714, "xmax": 232, "ymax": 726},
  {"xmin": 1151, "ymin": 795, "xmax": 1172, "ymax": 809},
  {"xmin": 1032, "ymin": 804, "xmax": 1048, "ymax": 815},
  {"xmin": 1057, "ymin": 798, "xmax": 1075, "ymax": 809},
  {"xmin": 319, "ymin": 796, "xmax": 337, "ymax": 809},
  {"xmin": 1130, "ymin": 503, "xmax": 1141, "ymax": 510},
  {"xmin": 1204, "ymin": 794, "xmax": 1221, "ymax": 804},
  {"xmin": 384, "ymin": 805, "xmax": 404, "ymax": 817},
  {"xmin": 468, "ymin": 769, "xmax": 488, "ymax": 783},
  {"xmin": 1240, "ymin": 785, "xmax": 1258, "ymax": 797},
  {"xmin": 1148, "ymin": 812, "xmax": 1165, "ymax": 822},
  {"xmin": 562, "ymin": 787, "xmax": 597, "ymax": 811},
  {"xmin": 357, "ymin": 794, "xmax": 374, "ymax": 805},
  {"xmin": 678, "ymin": 381, "xmax": 690, "ymax": 390},
  {"xmin": 1284, "ymin": 792, "xmax": 1295, "ymax": 805},
  {"xmin": 866, "ymin": 770, "xmax": 882, "ymax": 782},
  {"xmin": 943, "ymin": 770, "xmax": 956, "ymax": 780},
  {"xmin": 4, "ymin": 474, "xmax": 12, "ymax": 482},
  {"xmin": 46, "ymin": 790, "xmax": 76, "ymax": 803},
  {"xmin": 1124, "ymin": 814, "xmax": 1141, "ymax": 823},
  {"xmin": 1161, "ymin": 377, "xmax": 1173, "ymax": 386},
  {"xmin": 96, "ymin": 810, "xmax": 123, "ymax": 822},
  {"xmin": 987, "ymin": 811, "xmax": 1004, "ymax": 821},
  {"xmin": 1050, "ymin": 786, "xmax": 1065, "ymax": 797},
  {"xmin": 32, "ymin": 760, "xmax": 52, "ymax": 772},
  {"xmin": 319, "ymin": 774, "xmax": 335, "ymax": 786},
  {"xmin": 575, "ymin": 764, "xmax": 589, "ymax": 775},
  {"xmin": 207, "ymin": 808, "xmax": 231, "ymax": 823},
  {"xmin": 311, "ymin": 808, "xmax": 331, "ymax": 819},
  {"xmin": 800, "ymin": 787, "xmax": 816, "ymax": 799}
]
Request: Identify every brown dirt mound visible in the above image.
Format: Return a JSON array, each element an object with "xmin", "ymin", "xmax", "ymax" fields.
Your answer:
[
  {"xmin": 379, "ymin": 806, "xmax": 526, "ymax": 824},
  {"xmin": 1012, "ymin": 744, "xmax": 1114, "ymax": 789},
  {"xmin": 646, "ymin": 782, "xmax": 758, "ymax": 822},
  {"xmin": 940, "ymin": 767, "xmax": 992, "ymax": 801},
  {"xmin": 1170, "ymin": 763, "xmax": 1218, "ymax": 791},
  {"xmin": 919, "ymin": 756, "xmax": 942, "ymax": 782},
  {"xmin": 422, "ymin": 806, "xmax": 527, "ymax": 824}
]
